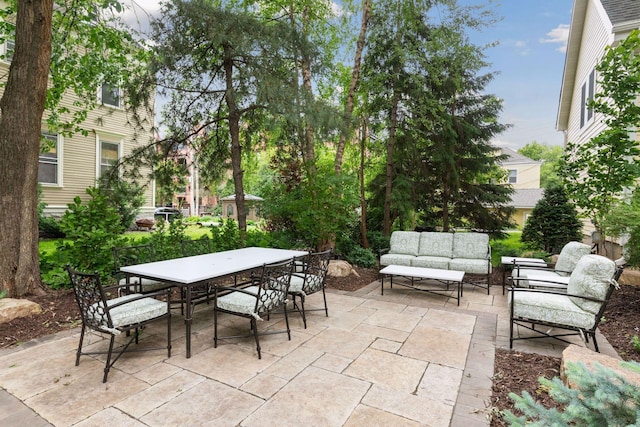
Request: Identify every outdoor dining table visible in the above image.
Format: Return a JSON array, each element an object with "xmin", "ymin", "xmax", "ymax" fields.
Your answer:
[{"xmin": 119, "ymin": 246, "xmax": 308, "ymax": 358}]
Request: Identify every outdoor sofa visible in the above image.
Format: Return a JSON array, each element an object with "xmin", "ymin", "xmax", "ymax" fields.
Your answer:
[{"xmin": 380, "ymin": 231, "xmax": 492, "ymax": 291}]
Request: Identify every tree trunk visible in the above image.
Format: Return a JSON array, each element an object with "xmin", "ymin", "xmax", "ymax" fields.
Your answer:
[
  {"xmin": 383, "ymin": 91, "xmax": 400, "ymax": 236},
  {"xmin": 335, "ymin": 0, "xmax": 371, "ymax": 175},
  {"xmin": 359, "ymin": 118, "xmax": 370, "ymax": 249},
  {"xmin": 0, "ymin": 0, "xmax": 53, "ymax": 297},
  {"xmin": 223, "ymin": 46, "xmax": 247, "ymax": 244}
]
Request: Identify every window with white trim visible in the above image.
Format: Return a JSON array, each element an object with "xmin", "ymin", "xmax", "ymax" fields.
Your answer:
[
  {"xmin": 580, "ymin": 68, "xmax": 595, "ymax": 128},
  {"xmin": 508, "ymin": 169, "xmax": 517, "ymax": 184},
  {"xmin": 38, "ymin": 132, "xmax": 61, "ymax": 185},
  {"xmin": 2, "ymin": 38, "xmax": 14, "ymax": 62},
  {"xmin": 99, "ymin": 140, "xmax": 120, "ymax": 177},
  {"xmin": 99, "ymin": 83, "xmax": 121, "ymax": 108}
]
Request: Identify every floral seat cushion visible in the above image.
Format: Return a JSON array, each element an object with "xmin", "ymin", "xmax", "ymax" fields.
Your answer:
[
  {"xmin": 90, "ymin": 293, "xmax": 168, "ymax": 334},
  {"xmin": 566, "ymin": 254, "xmax": 615, "ymax": 314}
]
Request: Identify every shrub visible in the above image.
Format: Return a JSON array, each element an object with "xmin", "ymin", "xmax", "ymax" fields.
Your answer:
[
  {"xmin": 97, "ymin": 177, "xmax": 145, "ymax": 230},
  {"xmin": 150, "ymin": 216, "xmax": 188, "ymax": 260},
  {"xmin": 54, "ymin": 187, "xmax": 127, "ymax": 285},
  {"xmin": 504, "ymin": 361, "xmax": 640, "ymax": 426},
  {"xmin": 343, "ymin": 245, "xmax": 377, "ymax": 268},
  {"xmin": 210, "ymin": 219, "xmax": 241, "ymax": 252},
  {"xmin": 521, "ymin": 186, "xmax": 582, "ymax": 254}
]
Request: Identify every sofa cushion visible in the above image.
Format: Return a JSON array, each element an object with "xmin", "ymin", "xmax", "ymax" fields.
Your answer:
[
  {"xmin": 566, "ymin": 254, "xmax": 615, "ymax": 314},
  {"xmin": 380, "ymin": 253, "xmax": 415, "ymax": 267},
  {"xmin": 449, "ymin": 258, "xmax": 491, "ymax": 275},
  {"xmin": 412, "ymin": 256, "xmax": 450, "ymax": 270},
  {"xmin": 452, "ymin": 233, "xmax": 489, "ymax": 259},
  {"xmin": 389, "ymin": 231, "xmax": 421, "ymax": 256},
  {"xmin": 417, "ymin": 232, "xmax": 453, "ymax": 258},
  {"xmin": 554, "ymin": 241, "xmax": 592, "ymax": 274},
  {"xmin": 511, "ymin": 291, "xmax": 597, "ymax": 330}
]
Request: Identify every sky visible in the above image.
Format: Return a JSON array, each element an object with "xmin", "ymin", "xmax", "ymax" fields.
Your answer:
[
  {"xmin": 459, "ymin": 0, "xmax": 573, "ymax": 150},
  {"xmin": 121, "ymin": 0, "xmax": 574, "ymax": 151}
]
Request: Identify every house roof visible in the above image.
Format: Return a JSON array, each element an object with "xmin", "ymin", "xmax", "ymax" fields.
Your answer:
[
  {"xmin": 557, "ymin": 0, "xmax": 640, "ymax": 131},
  {"xmin": 221, "ymin": 194, "xmax": 264, "ymax": 202},
  {"xmin": 601, "ymin": 0, "xmax": 640, "ymax": 27},
  {"xmin": 510, "ymin": 188, "xmax": 544, "ymax": 208},
  {"xmin": 499, "ymin": 147, "xmax": 540, "ymax": 165}
]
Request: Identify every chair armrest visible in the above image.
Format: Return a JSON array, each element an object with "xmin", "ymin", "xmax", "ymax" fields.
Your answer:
[
  {"xmin": 214, "ymin": 286, "xmax": 259, "ymax": 297},
  {"xmin": 379, "ymin": 248, "xmax": 390, "ymax": 257},
  {"xmin": 508, "ymin": 286, "xmax": 606, "ymax": 304},
  {"xmin": 106, "ymin": 287, "xmax": 172, "ymax": 310}
]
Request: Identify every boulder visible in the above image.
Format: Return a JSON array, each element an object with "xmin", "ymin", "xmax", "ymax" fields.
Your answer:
[
  {"xmin": 561, "ymin": 344, "xmax": 640, "ymax": 388},
  {"xmin": 0, "ymin": 298, "xmax": 43, "ymax": 324},
  {"xmin": 328, "ymin": 260, "xmax": 360, "ymax": 278}
]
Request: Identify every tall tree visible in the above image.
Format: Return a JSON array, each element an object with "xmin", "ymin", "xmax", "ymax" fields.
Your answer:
[
  {"xmin": 0, "ymin": 0, "xmax": 154, "ymax": 297},
  {"xmin": 561, "ymin": 29, "xmax": 640, "ymax": 253},
  {"xmin": 151, "ymin": 0, "xmax": 306, "ymax": 244},
  {"xmin": 0, "ymin": 0, "xmax": 53, "ymax": 297}
]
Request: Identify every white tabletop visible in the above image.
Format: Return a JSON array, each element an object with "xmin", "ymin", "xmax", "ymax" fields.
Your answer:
[
  {"xmin": 120, "ymin": 247, "xmax": 308, "ymax": 284},
  {"xmin": 380, "ymin": 265, "xmax": 464, "ymax": 282}
]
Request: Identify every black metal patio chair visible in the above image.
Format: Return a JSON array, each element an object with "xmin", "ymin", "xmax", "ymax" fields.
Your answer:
[
  {"xmin": 213, "ymin": 259, "xmax": 294, "ymax": 359},
  {"xmin": 66, "ymin": 265, "xmax": 172, "ymax": 382}
]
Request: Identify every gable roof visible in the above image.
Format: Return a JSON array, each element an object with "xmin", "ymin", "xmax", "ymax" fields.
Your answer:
[
  {"xmin": 601, "ymin": 0, "xmax": 640, "ymax": 27},
  {"xmin": 557, "ymin": 0, "xmax": 640, "ymax": 131},
  {"xmin": 499, "ymin": 147, "xmax": 540, "ymax": 165},
  {"xmin": 510, "ymin": 188, "xmax": 544, "ymax": 209}
]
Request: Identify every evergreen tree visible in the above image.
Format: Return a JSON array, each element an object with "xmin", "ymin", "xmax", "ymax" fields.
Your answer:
[{"xmin": 521, "ymin": 186, "xmax": 583, "ymax": 254}]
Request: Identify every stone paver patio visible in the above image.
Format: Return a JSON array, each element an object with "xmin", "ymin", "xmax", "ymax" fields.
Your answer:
[{"xmin": 0, "ymin": 278, "xmax": 618, "ymax": 426}]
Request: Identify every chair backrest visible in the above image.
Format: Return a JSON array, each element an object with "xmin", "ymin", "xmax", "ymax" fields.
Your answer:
[
  {"xmin": 112, "ymin": 243, "xmax": 155, "ymax": 271},
  {"xmin": 181, "ymin": 237, "xmax": 211, "ymax": 257},
  {"xmin": 301, "ymin": 249, "xmax": 333, "ymax": 294},
  {"xmin": 389, "ymin": 231, "xmax": 421, "ymax": 256},
  {"xmin": 254, "ymin": 259, "xmax": 294, "ymax": 313},
  {"xmin": 566, "ymin": 254, "xmax": 616, "ymax": 315},
  {"xmin": 555, "ymin": 241, "xmax": 592, "ymax": 274},
  {"xmin": 66, "ymin": 265, "xmax": 113, "ymax": 332}
]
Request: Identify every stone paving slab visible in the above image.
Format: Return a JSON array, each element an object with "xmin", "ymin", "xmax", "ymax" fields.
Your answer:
[{"xmin": 0, "ymin": 278, "xmax": 619, "ymax": 426}]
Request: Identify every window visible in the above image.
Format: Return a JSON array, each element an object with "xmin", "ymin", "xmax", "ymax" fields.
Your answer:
[
  {"xmin": 2, "ymin": 38, "xmax": 14, "ymax": 62},
  {"xmin": 226, "ymin": 204, "xmax": 234, "ymax": 217},
  {"xmin": 580, "ymin": 68, "xmax": 595, "ymax": 128},
  {"xmin": 38, "ymin": 133, "xmax": 61, "ymax": 185},
  {"xmin": 508, "ymin": 169, "xmax": 517, "ymax": 184},
  {"xmin": 99, "ymin": 83, "xmax": 121, "ymax": 108},
  {"xmin": 99, "ymin": 140, "xmax": 120, "ymax": 177}
]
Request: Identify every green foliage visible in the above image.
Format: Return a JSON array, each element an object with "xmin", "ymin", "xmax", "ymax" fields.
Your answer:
[
  {"xmin": 521, "ymin": 186, "xmax": 583, "ymax": 254},
  {"xmin": 210, "ymin": 219, "xmax": 241, "ymax": 252},
  {"xmin": 518, "ymin": 142, "xmax": 563, "ymax": 189},
  {"xmin": 37, "ymin": 186, "xmax": 65, "ymax": 238},
  {"xmin": 602, "ymin": 188, "xmax": 640, "ymax": 268},
  {"xmin": 53, "ymin": 187, "xmax": 127, "ymax": 285},
  {"xmin": 149, "ymin": 217, "xmax": 188, "ymax": 260},
  {"xmin": 263, "ymin": 164, "xmax": 359, "ymax": 251},
  {"xmin": 343, "ymin": 245, "xmax": 377, "ymax": 268},
  {"xmin": 632, "ymin": 335, "xmax": 640, "ymax": 353},
  {"xmin": 97, "ymin": 176, "xmax": 145, "ymax": 230},
  {"xmin": 504, "ymin": 361, "xmax": 640, "ymax": 426},
  {"xmin": 366, "ymin": 231, "xmax": 390, "ymax": 255},
  {"xmin": 561, "ymin": 29, "xmax": 640, "ymax": 238}
]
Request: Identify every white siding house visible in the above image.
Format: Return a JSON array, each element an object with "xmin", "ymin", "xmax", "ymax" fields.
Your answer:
[
  {"xmin": 556, "ymin": 0, "xmax": 640, "ymax": 242},
  {"xmin": 0, "ymin": 3, "xmax": 157, "ymax": 218}
]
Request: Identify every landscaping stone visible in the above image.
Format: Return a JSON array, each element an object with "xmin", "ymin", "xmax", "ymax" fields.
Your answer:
[
  {"xmin": 0, "ymin": 298, "xmax": 42, "ymax": 324},
  {"xmin": 561, "ymin": 344, "xmax": 640, "ymax": 388},
  {"xmin": 328, "ymin": 260, "xmax": 359, "ymax": 278}
]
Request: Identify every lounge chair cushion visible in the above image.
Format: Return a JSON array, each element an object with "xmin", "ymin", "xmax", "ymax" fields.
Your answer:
[
  {"xmin": 417, "ymin": 232, "xmax": 453, "ymax": 258},
  {"xmin": 388, "ymin": 231, "xmax": 421, "ymax": 256},
  {"xmin": 452, "ymin": 233, "xmax": 489, "ymax": 259},
  {"xmin": 566, "ymin": 254, "xmax": 615, "ymax": 314},
  {"xmin": 512, "ymin": 291, "xmax": 597, "ymax": 330},
  {"xmin": 554, "ymin": 242, "xmax": 592, "ymax": 274}
]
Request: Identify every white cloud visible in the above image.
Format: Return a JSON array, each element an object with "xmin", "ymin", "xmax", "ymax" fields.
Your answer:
[{"xmin": 540, "ymin": 24, "xmax": 570, "ymax": 53}]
